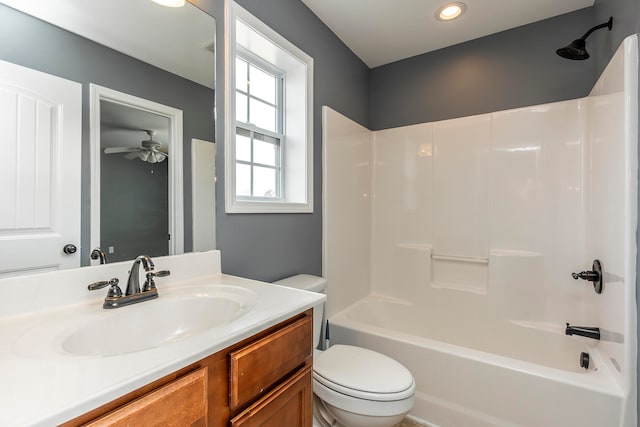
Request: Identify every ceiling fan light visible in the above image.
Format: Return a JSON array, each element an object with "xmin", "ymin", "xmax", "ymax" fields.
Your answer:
[
  {"xmin": 151, "ymin": 0, "xmax": 186, "ymax": 7},
  {"xmin": 139, "ymin": 151, "xmax": 150, "ymax": 162},
  {"xmin": 157, "ymin": 154, "xmax": 167, "ymax": 163}
]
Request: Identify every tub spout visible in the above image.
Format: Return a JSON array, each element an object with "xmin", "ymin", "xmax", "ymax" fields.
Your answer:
[{"xmin": 565, "ymin": 323, "xmax": 600, "ymax": 340}]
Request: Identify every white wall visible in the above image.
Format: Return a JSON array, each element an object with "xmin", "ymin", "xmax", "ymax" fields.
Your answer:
[
  {"xmin": 370, "ymin": 99, "xmax": 588, "ymax": 320},
  {"xmin": 322, "ymin": 107, "xmax": 372, "ymax": 317},
  {"xmin": 586, "ymin": 36, "xmax": 638, "ymax": 415}
]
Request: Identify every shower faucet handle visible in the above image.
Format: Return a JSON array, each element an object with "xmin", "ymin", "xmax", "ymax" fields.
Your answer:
[
  {"xmin": 571, "ymin": 271, "xmax": 599, "ymax": 281},
  {"xmin": 571, "ymin": 259, "xmax": 603, "ymax": 294}
]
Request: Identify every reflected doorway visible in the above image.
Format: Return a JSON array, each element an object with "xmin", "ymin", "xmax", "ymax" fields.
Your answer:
[{"xmin": 90, "ymin": 84, "xmax": 184, "ymax": 264}]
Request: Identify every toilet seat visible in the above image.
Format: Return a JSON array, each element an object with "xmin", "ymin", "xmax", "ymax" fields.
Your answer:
[{"xmin": 313, "ymin": 345, "xmax": 415, "ymax": 401}]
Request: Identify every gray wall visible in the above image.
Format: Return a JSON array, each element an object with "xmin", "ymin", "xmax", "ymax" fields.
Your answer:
[
  {"xmin": 0, "ymin": 4, "xmax": 215, "ymax": 264},
  {"xmin": 192, "ymin": 0, "xmax": 369, "ymax": 281},
  {"xmin": 101, "ymin": 153, "xmax": 169, "ymax": 262},
  {"xmin": 591, "ymin": 0, "xmax": 640, "ymax": 422},
  {"xmin": 369, "ymin": 7, "xmax": 597, "ymax": 130},
  {"xmin": 593, "ymin": 0, "xmax": 640, "ymax": 77}
]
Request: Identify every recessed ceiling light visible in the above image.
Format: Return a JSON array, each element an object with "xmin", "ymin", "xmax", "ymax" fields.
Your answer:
[
  {"xmin": 436, "ymin": 2, "xmax": 467, "ymax": 21},
  {"xmin": 151, "ymin": 0, "xmax": 186, "ymax": 7}
]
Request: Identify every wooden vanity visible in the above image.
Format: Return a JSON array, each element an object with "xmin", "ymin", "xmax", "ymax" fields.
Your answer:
[{"xmin": 60, "ymin": 309, "xmax": 313, "ymax": 427}]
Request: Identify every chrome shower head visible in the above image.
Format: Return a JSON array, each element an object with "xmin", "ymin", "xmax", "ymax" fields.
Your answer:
[{"xmin": 556, "ymin": 16, "xmax": 613, "ymax": 61}]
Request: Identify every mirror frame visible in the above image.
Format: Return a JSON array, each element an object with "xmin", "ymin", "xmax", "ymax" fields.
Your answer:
[{"xmin": 89, "ymin": 84, "xmax": 184, "ymax": 264}]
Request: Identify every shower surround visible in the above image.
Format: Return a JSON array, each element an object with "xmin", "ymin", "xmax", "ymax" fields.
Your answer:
[{"xmin": 322, "ymin": 35, "xmax": 638, "ymax": 426}]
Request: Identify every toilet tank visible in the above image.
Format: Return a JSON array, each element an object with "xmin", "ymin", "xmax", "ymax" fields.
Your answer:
[{"xmin": 273, "ymin": 274, "xmax": 326, "ymax": 349}]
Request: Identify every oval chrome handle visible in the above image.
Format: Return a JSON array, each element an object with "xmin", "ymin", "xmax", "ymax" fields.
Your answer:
[{"xmin": 63, "ymin": 244, "xmax": 77, "ymax": 254}]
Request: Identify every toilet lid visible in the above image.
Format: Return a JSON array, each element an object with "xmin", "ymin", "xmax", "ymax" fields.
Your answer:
[{"xmin": 313, "ymin": 345, "xmax": 414, "ymax": 400}]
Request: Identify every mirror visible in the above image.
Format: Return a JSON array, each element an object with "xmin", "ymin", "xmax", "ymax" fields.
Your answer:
[{"xmin": 0, "ymin": 0, "xmax": 216, "ymax": 268}]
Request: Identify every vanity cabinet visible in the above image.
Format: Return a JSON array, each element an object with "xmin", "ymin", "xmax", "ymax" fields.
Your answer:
[{"xmin": 61, "ymin": 309, "xmax": 313, "ymax": 427}]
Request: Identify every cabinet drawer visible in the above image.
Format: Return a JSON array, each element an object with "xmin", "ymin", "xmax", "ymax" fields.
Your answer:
[
  {"xmin": 229, "ymin": 314, "xmax": 312, "ymax": 409},
  {"xmin": 85, "ymin": 367, "xmax": 208, "ymax": 427},
  {"xmin": 230, "ymin": 365, "xmax": 312, "ymax": 427}
]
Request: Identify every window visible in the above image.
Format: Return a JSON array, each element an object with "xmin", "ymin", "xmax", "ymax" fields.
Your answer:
[
  {"xmin": 225, "ymin": 2, "xmax": 313, "ymax": 213},
  {"xmin": 235, "ymin": 54, "xmax": 283, "ymax": 199}
]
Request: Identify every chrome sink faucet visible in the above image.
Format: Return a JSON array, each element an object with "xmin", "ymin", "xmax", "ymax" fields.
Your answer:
[
  {"xmin": 90, "ymin": 247, "xmax": 108, "ymax": 264},
  {"xmin": 88, "ymin": 255, "xmax": 170, "ymax": 309},
  {"xmin": 126, "ymin": 255, "xmax": 155, "ymax": 295}
]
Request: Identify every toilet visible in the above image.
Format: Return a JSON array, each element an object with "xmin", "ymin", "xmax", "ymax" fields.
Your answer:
[{"xmin": 274, "ymin": 274, "xmax": 415, "ymax": 427}]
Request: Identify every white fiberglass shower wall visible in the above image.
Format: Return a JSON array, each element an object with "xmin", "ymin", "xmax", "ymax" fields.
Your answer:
[{"xmin": 323, "ymin": 35, "xmax": 638, "ymax": 426}]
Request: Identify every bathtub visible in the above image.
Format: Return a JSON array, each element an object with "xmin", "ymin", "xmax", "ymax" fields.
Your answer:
[{"xmin": 328, "ymin": 296, "xmax": 625, "ymax": 427}]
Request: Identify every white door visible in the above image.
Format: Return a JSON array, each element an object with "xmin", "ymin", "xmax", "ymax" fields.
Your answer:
[
  {"xmin": 191, "ymin": 138, "xmax": 216, "ymax": 251},
  {"xmin": 0, "ymin": 60, "xmax": 82, "ymax": 276}
]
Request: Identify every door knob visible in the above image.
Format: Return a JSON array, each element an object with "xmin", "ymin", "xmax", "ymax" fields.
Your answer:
[{"xmin": 63, "ymin": 244, "xmax": 77, "ymax": 254}]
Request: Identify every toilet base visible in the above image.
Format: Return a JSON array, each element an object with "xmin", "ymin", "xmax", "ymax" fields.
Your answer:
[{"xmin": 313, "ymin": 395, "xmax": 407, "ymax": 427}]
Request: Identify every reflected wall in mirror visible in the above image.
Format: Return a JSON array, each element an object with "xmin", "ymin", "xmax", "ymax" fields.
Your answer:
[{"xmin": 0, "ymin": 0, "xmax": 216, "ymax": 271}]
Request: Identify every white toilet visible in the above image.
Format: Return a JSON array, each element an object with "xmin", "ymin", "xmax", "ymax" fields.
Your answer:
[{"xmin": 274, "ymin": 274, "xmax": 415, "ymax": 427}]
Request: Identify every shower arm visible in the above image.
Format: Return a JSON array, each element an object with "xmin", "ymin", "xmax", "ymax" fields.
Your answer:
[{"xmin": 579, "ymin": 17, "xmax": 613, "ymax": 41}]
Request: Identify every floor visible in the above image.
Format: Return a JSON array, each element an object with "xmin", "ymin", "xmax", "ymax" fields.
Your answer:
[{"xmin": 395, "ymin": 418, "xmax": 427, "ymax": 427}]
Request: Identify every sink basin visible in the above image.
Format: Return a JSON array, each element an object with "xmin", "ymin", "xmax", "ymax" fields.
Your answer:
[{"xmin": 59, "ymin": 285, "xmax": 258, "ymax": 357}]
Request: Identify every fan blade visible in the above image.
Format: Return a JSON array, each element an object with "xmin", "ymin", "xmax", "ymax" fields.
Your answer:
[
  {"xmin": 124, "ymin": 152, "xmax": 142, "ymax": 160},
  {"xmin": 104, "ymin": 147, "xmax": 140, "ymax": 154}
]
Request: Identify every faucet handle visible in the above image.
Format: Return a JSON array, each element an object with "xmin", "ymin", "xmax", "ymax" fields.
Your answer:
[
  {"xmin": 88, "ymin": 278, "xmax": 123, "ymax": 298},
  {"xmin": 571, "ymin": 259, "xmax": 604, "ymax": 294},
  {"xmin": 142, "ymin": 270, "xmax": 170, "ymax": 292},
  {"xmin": 154, "ymin": 270, "xmax": 171, "ymax": 278},
  {"xmin": 88, "ymin": 278, "xmax": 117, "ymax": 291}
]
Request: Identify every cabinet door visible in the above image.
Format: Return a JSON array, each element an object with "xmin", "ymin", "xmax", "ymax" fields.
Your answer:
[
  {"xmin": 230, "ymin": 365, "xmax": 312, "ymax": 427},
  {"xmin": 229, "ymin": 315, "xmax": 312, "ymax": 409},
  {"xmin": 85, "ymin": 367, "xmax": 208, "ymax": 427}
]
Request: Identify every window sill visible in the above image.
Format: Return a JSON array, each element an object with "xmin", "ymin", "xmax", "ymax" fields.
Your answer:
[{"xmin": 225, "ymin": 199, "xmax": 313, "ymax": 214}]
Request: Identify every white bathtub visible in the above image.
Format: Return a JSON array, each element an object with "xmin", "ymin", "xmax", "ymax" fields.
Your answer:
[{"xmin": 329, "ymin": 296, "xmax": 625, "ymax": 427}]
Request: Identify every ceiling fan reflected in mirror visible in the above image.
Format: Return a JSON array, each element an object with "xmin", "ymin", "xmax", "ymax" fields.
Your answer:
[{"xmin": 103, "ymin": 130, "xmax": 168, "ymax": 164}]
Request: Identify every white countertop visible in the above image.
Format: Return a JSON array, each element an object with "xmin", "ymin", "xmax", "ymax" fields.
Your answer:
[{"xmin": 0, "ymin": 251, "xmax": 324, "ymax": 426}]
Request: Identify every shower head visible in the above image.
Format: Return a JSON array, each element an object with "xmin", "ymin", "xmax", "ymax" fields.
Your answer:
[
  {"xmin": 556, "ymin": 38, "xmax": 589, "ymax": 60},
  {"xmin": 556, "ymin": 16, "xmax": 613, "ymax": 61}
]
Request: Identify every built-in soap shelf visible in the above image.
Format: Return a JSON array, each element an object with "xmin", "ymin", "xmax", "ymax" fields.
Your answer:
[
  {"xmin": 430, "ymin": 252, "xmax": 489, "ymax": 294},
  {"xmin": 431, "ymin": 254, "xmax": 489, "ymax": 264},
  {"xmin": 392, "ymin": 244, "xmax": 546, "ymax": 296}
]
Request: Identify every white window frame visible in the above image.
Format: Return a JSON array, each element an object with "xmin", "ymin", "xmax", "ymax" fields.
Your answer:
[{"xmin": 224, "ymin": 0, "xmax": 314, "ymax": 213}]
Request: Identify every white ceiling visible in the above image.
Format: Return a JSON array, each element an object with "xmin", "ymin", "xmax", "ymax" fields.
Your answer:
[
  {"xmin": 0, "ymin": 0, "xmax": 215, "ymax": 88},
  {"xmin": 301, "ymin": 0, "xmax": 595, "ymax": 68},
  {"xmin": 100, "ymin": 101, "xmax": 170, "ymax": 149}
]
